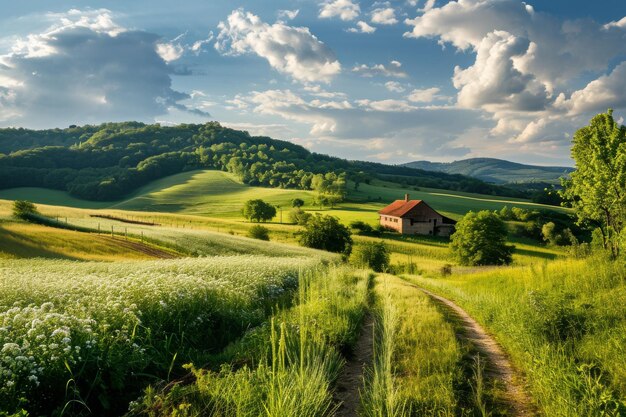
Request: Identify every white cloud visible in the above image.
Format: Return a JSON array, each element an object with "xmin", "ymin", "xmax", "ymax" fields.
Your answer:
[
  {"xmin": 348, "ymin": 21, "xmax": 376, "ymax": 34},
  {"xmin": 235, "ymin": 89, "xmax": 483, "ymax": 160},
  {"xmin": 420, "ymin": 0, "xmax": 437, "ymax": 13},
  {"xmin": 0, "ymin": 9, "xmax": 203, "ymax": 128},
  {"xmin": 216, "ymin": 9, "xmax": 341, "ymax": 84},
  {"xmin": 277, "ymin": 9, "xmax": 299, "ymax": 21},
  {"xmin": 385, "ymin": 81, "xmax": 405, "ymax": 93},
  {"xmin": 404, "ymin": 0, "xmax": 626, "ymax": 87},
  {"xmin": 371, "ymin": 8, "xmax": 398, "ymax": 25},
  {"xmin": 558, "ymin": 62, "xmax": 626, "ymax": 116},
  {"xmin": 357, "ymin": 98, "xmax": 417, "ymax": 112},
  {"xmin": 407, "ymin": 87, "xmax": 442, "ymax": 103},
  {"xmin": 352, "ymin": 60, "xmax": 407, "ymax": 78},
  {"xmin": 156, "ymin": 42, "xmax": 184, "ymax": 62},
  {"xmin": 452, "ymin": 31, "xmax": 549, "ymax": 112},
  {"xmin": 319, "ymin": 0, "xmax": 360, "ymax": 21}
]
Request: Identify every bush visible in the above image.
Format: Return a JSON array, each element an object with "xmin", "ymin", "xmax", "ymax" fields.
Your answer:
[
  {"xmin": 247, "ymin": 225, "xmax": 270, "ymax": 241},
  {"xmin": 288, "ymin": 208, "xmax": 312, "ymax": 225},
  {"xmin": 349, "ymin": 220, "xmax": 373, "ymax": 234},
  {"xmin": 351, "ymin": 241, "xmax": 390, "ymax": 272},
  {"xmin": 12, "ymin": 200, "xmax": 38, "ymax": 220},
  {"xmin": 440, "ymin": 264, "xmax": 452, "ymax": 276},
  {"xmin": 291, "ymin": 198, "xmax": 305, "ymax": 208},
  {"xmin": 450, "ymin": 210, "xmax": 514, "ymax": 266},
  {"xmin": 299, "ymin": 214, "xmax": 352, "ymax": 258},
  {"xmin": 242, "ymin": 199, "xmax": 276, "ymax": 222}
]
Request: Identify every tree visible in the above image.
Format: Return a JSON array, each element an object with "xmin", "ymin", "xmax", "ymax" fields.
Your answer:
[
  {"xmin": 242, "ymin": 199, "xmax": 276, "ymax": 222},
  {"xmin": 247, "ymin": 225, "xmax": 270, "ymax": 241},
  {"xmin": 450, "ymin": 210, "xmax": 514, "ymax": 266},
  {"xmin": 351, "ymin": 241, "xmax": 389, "ymax": 272},
  {"xmin": 12, "ymin": 200, "xmax": 38, "ymax": 220},
  {"xmin": 288, "ymin": 208, "xmax": 312, "ymax": 225},
  {"xmin": 299, "ymin": 214, "xmax": 353, "ymax": 258},
  {"xmin": 291, "ymin": 198, "xmax": 305, "ymax": 208},
  {"xmin": 562, "ymin": 110, "xmax": 626, "ymax": 258}
]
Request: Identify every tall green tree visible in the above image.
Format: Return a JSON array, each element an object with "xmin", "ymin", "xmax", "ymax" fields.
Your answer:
[
  {"xmin": 562, "ymin": 110, "xmax": 626, "ymax": 258},
  {"xmin": 450, "ymin": 210, "xmax": 514, "ymax": 266},
  {"xmin": 299, "ymin": 214, "xmax": 352, "ymax": 258},
  {"xmin": 241, "ymin": 199, "xmax": 276, "ymax": 222}
]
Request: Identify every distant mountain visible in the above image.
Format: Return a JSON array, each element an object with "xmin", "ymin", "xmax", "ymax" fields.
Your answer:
[{"xmin": 402, "ymin": 158, "xmax": 574, "ymax": 185}]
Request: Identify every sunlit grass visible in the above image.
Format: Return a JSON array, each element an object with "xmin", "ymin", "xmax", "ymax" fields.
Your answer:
[{"xmin": 406, "ymin": 257, "xmax": 626, "ymax": 416}]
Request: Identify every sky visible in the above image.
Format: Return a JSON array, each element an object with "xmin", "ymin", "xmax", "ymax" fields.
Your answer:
[{"xmin": 0, "ymin": 1, "xmax": 625, "ymax": 166}]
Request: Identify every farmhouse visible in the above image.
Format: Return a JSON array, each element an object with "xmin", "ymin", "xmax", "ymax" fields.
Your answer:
[{"xmin": 378, "ymin": 194, "xmax": 456, "ymax": 236}]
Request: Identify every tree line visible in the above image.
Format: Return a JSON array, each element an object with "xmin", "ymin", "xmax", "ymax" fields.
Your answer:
[{"xmin": 0, "ymin": 122, "xmax": 528, "ymax": 201}]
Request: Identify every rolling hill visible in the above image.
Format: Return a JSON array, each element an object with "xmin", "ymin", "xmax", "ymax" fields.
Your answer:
[
  {"xmin": 402, "ymin": 158, "xmax": 574, "ymax": 185},
  {"xmin": 0, "ymin": 169, "xmax": 567, "ymax": 222}
]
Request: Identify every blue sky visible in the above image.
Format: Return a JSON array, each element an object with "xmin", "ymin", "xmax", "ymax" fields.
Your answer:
[{"xmin": 0, "ymin": 1, "xmax": 625, "ymax": 166}]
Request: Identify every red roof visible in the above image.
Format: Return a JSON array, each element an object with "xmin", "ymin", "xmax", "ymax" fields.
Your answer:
[{"xmin": 378, "ymin": 199, "xmax": 424, "ymax": 217}]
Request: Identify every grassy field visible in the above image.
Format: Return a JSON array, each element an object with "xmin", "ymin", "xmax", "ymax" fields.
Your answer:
[
  {"xmin": 0, "ymin": 256, "xmax": 324, "ymax": 416},
  {"xmin": 0, "ymin": 170, "xmax": 567, "ymax": 222},
  {"xmin": 0, "ymin": 221, "xmax": 174, "ymax": 260},
  {"xmin": 130, "ymin": 267, "xmax": 371, "ymax": 417},
  {"xmin": 406, "ymin": 257, "xmax": 626, "ymax": 416}
]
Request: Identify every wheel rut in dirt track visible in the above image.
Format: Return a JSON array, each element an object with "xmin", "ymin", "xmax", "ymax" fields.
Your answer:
[
  {"xmin": 415, "ymin": 285, "xmax": 536, "ymax": 417},
  {"xmin": 334, "ymin": 314, "xmax": 374, "ymax": 417},
  {"xmin": 101, "ymin": 236, "xmax": 178, "ymax": 259}
]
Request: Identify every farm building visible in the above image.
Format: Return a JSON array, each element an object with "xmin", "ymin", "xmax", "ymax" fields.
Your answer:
[{"xmin": 378, "ymin": 194, "xmax": 456, "ymax": 236}]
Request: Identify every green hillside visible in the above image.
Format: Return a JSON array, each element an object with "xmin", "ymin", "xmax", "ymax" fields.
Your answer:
[
  {"xmin": 0, "ymin": 169, "xmax": 567, "ymax": 222},
  {"xmin": 403, "ymin": 158, "xmax": 574, "ymax": 185},
  {"xmin": 0, "ymin": 122, "xmax": 528, "ymax": 202}
]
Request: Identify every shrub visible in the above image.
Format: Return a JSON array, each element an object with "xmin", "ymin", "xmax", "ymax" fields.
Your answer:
[
  {"xmin": 440, "ymin": 264, "xmax": 452, "ymax": 276},
  {"xmin": 349, "ymin": 220, "xmax": 373, "ymax": 234},
  {"xmin": 351, "ymin": 241, "xmax": 390, "ymax": 272},
  {"xmin": 12, "ymin": 200, "xmax": 38, "ymax": 220},
  {"xmin": 450, "ymin": 210, "xmax": 514, "ymax": 266},
  {"xmin": 288, "ymin": 208, "xmax": 312, "ymax": 225},
  {"xmin": 299, "ymin": 214, "xmax": 352, "ymax": 258},
  {"xmin": 291, "ymin": 198, "xmax": 305, "ymax": 208},
  {"xmin": 247, "ymin": 225, "xmax": 270, "ymax": 241},
  {"xmin": 242, "ymin": 199, "xmax": 276, "ymax": 222}
]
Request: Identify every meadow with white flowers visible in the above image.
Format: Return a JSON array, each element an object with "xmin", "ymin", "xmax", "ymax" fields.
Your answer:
[{"xmin": 0, "ymin": 256, "xmax": 323, "ymax": 416}]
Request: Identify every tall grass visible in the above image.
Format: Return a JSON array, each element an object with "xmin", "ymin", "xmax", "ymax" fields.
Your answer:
[
  {"xmin": 360, "ymin": 278, "xmax": 405, "ymax": 417},
  {"xmin": 361, "ymin": 275, "xmax": 469, "ymax": 417},
  {"xmin": 0, "ymin": 257, "xmax": 320, "ymax": 416},
  {"xmin": 131, "ymin": 267, "xmax": 372, "ymax": 417},
  {"xmin": 408, "ymin": 256, "xmax": 626, "ymax": 416}
]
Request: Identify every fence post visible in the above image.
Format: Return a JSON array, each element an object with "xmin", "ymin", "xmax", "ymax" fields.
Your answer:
[{"xmin": 111, "ymin": 225, "xmax": 114, "ymax": 238}]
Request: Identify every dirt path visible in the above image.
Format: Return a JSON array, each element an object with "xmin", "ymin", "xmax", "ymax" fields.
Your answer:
[
  {"xmin": 334, "ymin": 314, "xmax": 374, "ymax": 417},
  {"xmin": 417, "ymin": 286, "xmax": 536, "ymax": 416},
  {"xmin": 100, "ymin": 236, "xmax": 178, "ymax": 259}
]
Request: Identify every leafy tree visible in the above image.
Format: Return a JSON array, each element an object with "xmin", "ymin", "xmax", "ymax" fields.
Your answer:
[
  {"xmin": 247, "ymin": 225, "xmax": 270, "ymax": 241},
  {"xmin": 450, "ymin": 210, "xmax": 514, "ymax": 266},
  {"xmin": 562, "ymin": 110, "xmax": 626, "ymax": 258},
  {"xmin": 299, "ymin": 214, "xmax": 352, "ymax": 258},
  {"xmin": 291, "ymin": 198, "xmax": 305, "ymax": 208},
  {"xmin": 288, "ymin": 208, "xmax": 312, "ymax": 225},
  {"xmin": 12, "ymin": 200, "xmax": 38, "ymax": 220},
  {"xmin": 351, "ymin": 241, "xmax": 390, "ymax": 272},
  {"xmin": 242, "ymin": 199, "xmax": 276, "ymax": 222}
]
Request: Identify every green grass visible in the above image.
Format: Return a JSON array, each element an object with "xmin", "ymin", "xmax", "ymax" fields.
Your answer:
[
  {"xmin": 406, "ymin": 257, "xmax": 626, "ymax": 416},
  {"xmin": 347, "ymin": 179, "xmax": 569, "ymax": 220},
  {"xmin": 131, "ymin": 267, "xmax": 371, "ymax": 417},
  {"xmin": 0, "ymin": 170, "xmax": 317, "ymax": 216},
  {"xmin": 0, "ymin": 170, "xmax": 567, "ymax": 222},
  {"xmin": 0, "ymin": 220, "xmax": 168, "ymax": 260}
]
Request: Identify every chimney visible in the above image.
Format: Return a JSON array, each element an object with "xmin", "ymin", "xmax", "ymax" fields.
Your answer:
[{"xmin": 404, "ymin": 193, "xmax": 410, "ymax": 202}]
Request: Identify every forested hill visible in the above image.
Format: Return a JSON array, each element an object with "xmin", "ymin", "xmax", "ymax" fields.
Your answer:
[
  {"xmin": 403, "ymin": 158, "xmax": 574, "ymax": 185},
  {"xmin": 0, "ymin": 122, "xmax": 527, "ymax": 201}
]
